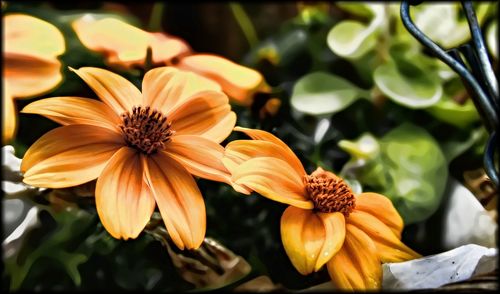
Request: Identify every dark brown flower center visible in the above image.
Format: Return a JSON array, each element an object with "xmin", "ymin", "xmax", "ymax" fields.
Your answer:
[
  {"xmin": 119, "ymin": 106, "xmax": 174, "ymax": 154},
  {"xmin": 304, "ymin": 167, "xmax": 356, "ymax": 215}
]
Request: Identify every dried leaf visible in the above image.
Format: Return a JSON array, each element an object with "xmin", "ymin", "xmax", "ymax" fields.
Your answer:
[{"xmin": 145, "ymin": 214, "xmax": 251, "ymax": 290}]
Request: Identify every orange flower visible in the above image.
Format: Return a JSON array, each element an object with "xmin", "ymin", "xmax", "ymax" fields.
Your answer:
[
  {"xmin": 223, "ymin": 127, "xmax": 421, "ymax": 290},
  {"xmin": 3, "ymin": 14, "xmax": 65, "ymax": 144},
  {"xmin": 21, "ymin": 66, "xmax": 237, "ymax": 249},
  {"xmin": 72, "ymin": 17, "xmax": 269, "ymax": 106}
]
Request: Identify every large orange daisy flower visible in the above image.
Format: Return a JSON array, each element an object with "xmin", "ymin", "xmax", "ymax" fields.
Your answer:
[
  {"xmin": 3, "ymin": 14, "xmax": 65, "ymax": 144},
  {"xmin": 223, "ymin": 127, "xmax": 421, "ymax": 290},
  {"xmin": 72, "ymin": 17, "xmax": 268, "ymax": 106},
  {"xmin": 20, "ymin": 66, "xmax": 237, "ymax": 249}
]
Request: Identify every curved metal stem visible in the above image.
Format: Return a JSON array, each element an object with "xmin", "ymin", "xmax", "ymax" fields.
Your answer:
[
  {"xmin": 484, "ymin": 131, "xmax": 499, "ymax": 187},
  {"xmin": 400, "ymin": 0, "xmax": 498, "ymax": 133},
  {"xmin": 401, "ymin": 0, "xmax": 498, "ymax": 188},
  {"xmin": 462, "ymin": 1, "xmax": 499, "ymax": 102}
]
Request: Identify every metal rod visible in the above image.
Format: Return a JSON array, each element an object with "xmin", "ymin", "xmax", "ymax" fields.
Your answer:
[
  {"xmin": 484, "ymin": 131, "xmax": 499, "ymax": 187},
  {"xmin": 462, "ymin": 1, "xmax": 499, "ymax": 102},
  {"xmin": 400, "ymin": 0, "xmax": 498, "ymax": 133}
]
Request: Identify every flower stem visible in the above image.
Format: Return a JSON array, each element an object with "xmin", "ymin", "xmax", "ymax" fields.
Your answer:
[
  {"xmin": 148, "ymin": 2, "xmax": 165, "ymax": 31},
  {"xmin": 229, "ymin": 3, "xmax": 259, "ymax": 48}
]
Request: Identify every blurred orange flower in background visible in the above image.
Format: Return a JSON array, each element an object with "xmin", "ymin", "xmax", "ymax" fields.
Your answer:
[
  {"xmin": 3, "ymin": 14, "xmax": 65, "ymax": 144},
  {"xmin": 21, "ymin": 66, "xmax": 237, "ymax": 249},
  {"xmin": 223, "ymin": 127, "xmax": 421, "ymax": 291},
  {"xmin": 72, "ymin": 17, "xmax": 269, "ymax": 106}
]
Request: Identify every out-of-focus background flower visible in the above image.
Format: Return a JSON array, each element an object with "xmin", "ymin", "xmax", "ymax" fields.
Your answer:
[{"xmin": 2, "ymin": 1, "xmax": 498, "ymax": 291}]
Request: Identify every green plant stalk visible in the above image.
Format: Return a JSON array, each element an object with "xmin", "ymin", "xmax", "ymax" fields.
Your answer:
[
  {"xmin": 229, "ymin": 3, "xmax": 259, "ymax": 48},
  {"xmin": 148, "ymin": 2, "xmax": 165, "ymax": 31}
]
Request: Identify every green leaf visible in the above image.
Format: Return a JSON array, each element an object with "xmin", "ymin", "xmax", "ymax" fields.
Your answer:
[
  {"xmin": 327, "ymin": 4, "xmax": 385, "ymax": 59},
  {"xmin": 380, "ymin": 124, "xmax": 448, "ymax": 224},
  {"xmin": 374, "ymin": 59, "xmax": 443, "ymax": 108},
  {"xmin": 413, "ymin": 3, "xmax": 493, "ymax": 48},
  {"xmin": 340, "ymin": 124, "xmax": 448, "ymax": 224},
  {"xmin": 327, "ymin": 20, "xmax": 376, "ymax": 59},
  {"xmin": 4, "ymin": 202, "xmax": 95, "ymax": 290},
  {"xmin": 440, "ymin": 127, "xmax": 486, "ymax": 163},
  {"xmin": 291, "ymin": 72, "xmax": 367, "ymax": 115},
  {"xmin": 426, "ymin": 96, "xmax": 479, "ymax": 128}
]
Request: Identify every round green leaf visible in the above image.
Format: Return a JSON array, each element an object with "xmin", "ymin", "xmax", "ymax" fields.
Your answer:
[
  {"xmin": 374, "ymin": 60, "xmax": 443, "ymax": 108},
  {"xmin": 426, "ymin": 96, "xmax": 479, "ymax": 128},
  {"xmin": 339, "ymin": 124, "xmax": 448, "ymax": 224},
  {"xmin": 327, "ymin": 21, "xmax": 376, "ymax": 59},
  {"xmin": 291, "ymin": 72, "xmax": 365, "ymax": 115},
  {"xmin": 327, "ymin": 4, "xmax": 384, "ymax": 59},
  {"xmin": 380, "ymin": 124, "xmax": 448, "ymax": 224}
]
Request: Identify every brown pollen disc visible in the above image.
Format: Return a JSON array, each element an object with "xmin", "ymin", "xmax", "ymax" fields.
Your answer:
[
  {"xmin": 304, "ymin": 167, "xmax": 356, "ymax": 215},
  {"xmin": 119, "ymin": 106, "xmax": 174, "ymax": 154}
]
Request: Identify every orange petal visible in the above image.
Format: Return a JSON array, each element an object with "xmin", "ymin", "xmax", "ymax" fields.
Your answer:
[
  {"xmin": 327, "ymin": 224, "xmax": 382, "ymax": 291},
  {"xmin": 144, "ymin": 152, "xmax": 206, "ymax": 250},
  {"xmin": 355, "ymin": 192, "xmax": 404, "ymax": 238},
  {"xmin": 21, "ymin": 97, "xmax": 121, "ymax": 132},
  {"xmin": 176, "ymin": 54, "xmax": 266, "ymax": 106},
  {"xmin": 21, "ymin": 125, "xmax": 123, "ymax": 188},
  {"xmin": 281, "ymin": 207, "xmax": 345, "ymax": 275},
  {"xmin": 95, "ymin": 147, "xmax": 155, "ymax": 239},
  {"xmin": 2, "ymin": 86, "xmax": 16, "ymax": 144},
  {"xmin": 232, "ymin": 157, "xmax": 313, "ymax": 209},
  {"xmin": 163, "ymin": 135, "xmax": 232, "ymax": 184},
  {"xmin": 70, "ymin": 67, "xmax": 142, "ymax": 114},
  {"xmin": 72, "ymin": 17, "xmax": 191, "ymax": 68},
  {"xmin": 233, "ymin": 127, "xmax": 306, "ymax": 176},
  {"xmin": 4, "ymin": 52, "xmax": 63, "ymax": 99},
  {"xmin": 142, "ymin": 67, "xmax": 221, "ymax": 114},
  {"xmin": 72, "ymin": 17, "xmax": 152, "ymax": 68},
  {"xmin": 347, "ymin": 210, "xmax": 421, "ymax": 263},
  {"xmin": 5, "ymin": 14, "xmax": 65, "ymax": 59},
  {"xmin": 167, "ymin": 90, "xmax": 235, "ymax": 143},
  {"xmin": 223, "ymin": 139, "xmax": 306, "ymax": 179},
  {"xmin": 150, "ymin": 32, "xmax": 191, "ymax": 64}
]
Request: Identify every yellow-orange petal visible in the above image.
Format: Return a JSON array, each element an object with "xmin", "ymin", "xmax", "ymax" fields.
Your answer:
[
  {"xmin": 232, "ymin": 157, "xmax": 313, "ymax": 209},
  {"xmin": 163, "ymin": 135, "xmax": 232, "ymax": 184},
  {"xmin": 70, "ymin": 67, "xmax": 142, "ymax": 114},
  {"xmin": 21, "ymin": 125, "xmax": 123, "ymax": 188},
  {"xmin": 347, "ymin": 210, "xmax": 421, "ymax": 263},
  {"xmin": 327, "ymin": 224, "xmax": 382, "ymax": 291},
  {"xmin": 5, "ymin": 14, "xmax": 65, "ymax": 59},
  {"xmin": 4, "ymin": 52, "xmax": 63, "ymax": 99},
  {"xmin": 21, "ymin": 97, "xmax": 121, "ymax": 132},
  {"xmin": 144, "ymin": 151, "xmax": 206, "ymax": 250},
  {"xmin": 150, "ymin": 32, "xmax": 192, "ymax": 64},
  {"xmin": 72, "ymin": 17, "xmax": 191, "ymax": 69},
  {"xmin": 167, "ymin": 90, "xmax": 235, "ymax": 143},
  {"xmin": 223, "ymin": 139, "xmax": 305, "ymax": 178},
  {"xmin": 281, "ymin": 207, "xmax": 345, "ymax": 275},
  {"xmin": 72, "ymin": 17, "xmax": 152, "ymax": 67},
  {"xmin": 176, "ymin": 54, "xmax": 266, "ymax": 106},
  {"xmin": 2, "ymin": 86, "xmax": 16, "ymax": 144},
  {"xmin": 355, "ymin": 192, "xmax": 404, "ymax": 238},
  {"xmin": 95, "ymin": 147, "xmax": 155, "ymax": 240},
  {"xmin": 142, "ymin": 67, "xmax": 221, "ymax": 115},
  {"xmin": 233, "ymin": 127, "xmax": 306, "ymax": 176}
]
